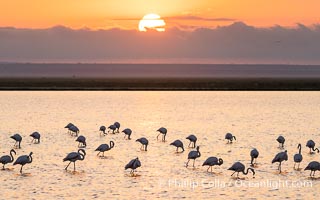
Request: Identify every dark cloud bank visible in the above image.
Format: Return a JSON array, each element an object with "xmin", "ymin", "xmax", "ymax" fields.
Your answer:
[{"xmin": 1, "ymin": 22, "xmax": 320, "ymax": 64}]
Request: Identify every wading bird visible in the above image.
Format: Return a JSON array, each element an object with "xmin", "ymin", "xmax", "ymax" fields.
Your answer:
[
  {"xmin": 125, "ymin": 157, "xmax": 141, "ymax": 176},
  {"xmin": 10, "ymin": 134, "xmax": 22, "ymax": 149},
  {"xmin": 75, "ymin": 135, "xmax": 86, "ymax": 147},
  {"xmin": 304, "ymin": 161, "xmax": 320, "ymax": 177},
  {"xmin": 69, "ymin": 125, "xmax": 79, "ymax": 137},
  {"xmin": 30, "ymin": 132, "xmax": 40, "ymax": 144},
  {"xmin": 122, "ymin": 128, "xmax": 132, "ymax": 140},
  {"xmin": 114, "ymin": 122, "xmax": 121, "ymax": 133},
  {"xmin": 186, "ymin": 146, "xmax": 201, "ymax": 168},
  {"xmin": 65, "ymin": 123, "xmax": 74, "ymax": 134},
  {"xmin": 202, "ymin": 157, "xmax": 223, "ymax": 172},
  {"xmin": 95, "ymin": 141, "xmax": 115, "ymax": 157},
  {"xmin": 250, "ymin": 148, "xmax": 259, "ymax": 166},
  {"xmin": 225, "ymin": 133, "xmax": 236, "ymax": 143},
  {"xmin": 136, "ymin": 137, "xmax": 148, "ymax": 151},
  {"xmin": 13, "ymin": 152, "xmax": 33, "ymax": 174},
  {"xmin": 272, "ymin": 150, "xmax": 288, "ymax": 173},
  {"xmin": 157, "ymin": 127, "xmax": 167, "ymax": 142},
  {"xmin": 228, "ymin": 162, "xmax": 255, "ymax": 178},
  {"xmin": 276, "ymin": 135, "xmax": 285, "ymax": 148},
  {"xmin": 306, "ymin": 140, "xmax": 319, "ymax": 154},
  {"xmin": 63, "ymin": 149, "xmax": 86, "ymax": 171},
  {"xmin": 99, "ymin": 126, "xmax": 107, "ymax": 135},
  {"xmin": 293, "ymin": 144, "xmax": 303, "ymax": 170},
  {"xmin": 186, "ymin": 134, "xmax": 197, "ymax": 148},
  {"xmin": 0, "ymin": 149, "xmax": 16, "ymax": 170},
  {"xmin": 108, "ymin": 125, "xmax": 116, "ymax": 134},
  {"xmin": 170, "ymin": 140, "xmax": 184, "ymax": 152}
]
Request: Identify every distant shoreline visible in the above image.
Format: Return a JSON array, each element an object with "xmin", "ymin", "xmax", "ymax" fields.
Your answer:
[{"xmin": 1, "ymin": 78, "xmax": 320, "ymax": 90}]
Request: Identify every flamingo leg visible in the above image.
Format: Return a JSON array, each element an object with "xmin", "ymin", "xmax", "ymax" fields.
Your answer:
[
  {"xmin": 188, "ymin": 141, "xmax": 191, "ymax": 147},
  {"xmin": 20, "ymin": 165, "xmax": 23, "ymax": 174},
  {"xmin": 65, "ymin": 161, "xmax": 71, "ymax": 170},
  {"xmin": 207, "ymin": 166, "xmax": 210, "ymax": 172},
  {"xmin": 73, "ymin": 162, "xmax": 76, "ymax": 171},
  {"xmin": 293, "ymin": 163, "xmax": 296, "ymax": 169},
  {"xmin": 231, "ymin": 171, "xmax": 236, "ymax": 176},
  {"xmin": 186, "ymin": 159, "xmax": 190, "ymax": 167},
  {"xmin": 156, "ymin": 134, "xmax": 160, "ymax": 140},
  {"xmin": 211, "ymin": 166, "xmax": 213, "ymax": 173},
  {"xmin": 176, "ymin": 147, "xmax": 178, "ymax": 152},
  {"xmin": 279, "ymin": 162, "xmax": 282, "ymax": 173},
  {"xmin": 193, "ymin": 159, "xmax": 195, "ymax": 168}
]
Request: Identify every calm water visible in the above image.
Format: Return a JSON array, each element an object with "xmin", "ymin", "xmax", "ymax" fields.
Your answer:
[{"xmin": 0, "ymin": 91, "xmax": 320, "ymax": 199}]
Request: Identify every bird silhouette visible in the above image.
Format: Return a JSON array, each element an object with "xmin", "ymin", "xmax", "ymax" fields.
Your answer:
[
  {"xmin": 304, "ymin": 161, "xmax": 320, "ymax": 177},
  {"xmin": 170, "ymin": 140, "xmax": 184, "ymax": 152},
  {"xmin": 75, "ymin": 135, "xmax": 86, "ymax": 148},
  {"xmin": 157, "ymin": 127, "xmax": 167, "ymax": 142},
  {"xmin": 306, "ymin": 140, "xmax": 319, "ymax": 154},
  {"xmin": 272, "ymin": 150, "xmax": 288, "ymax": 173},
  {"xmin": 10, "ymin": 134, "xmax": 22, "ymax": 149},
  {"xmin": 108, "ymin": 125, "xmax": 116, "ymax": 134},
  {"xmin": 99, "ymin": 126, "xmax": 107, "ymax": 135},
  {"xmin": 186, "ymin": 134, "xmax": 197, "ymax": 148},
  {"xmin": 250, "ymin": 148, "xmax": 259, "ymax": 166},
  {"xmin": 228, "ymin": 162, "xmax": 255, "ymax": 178},
  {"xmin": 69, "ymin": 125, "xmax": 79, "ymax": 137},
  {"xmin": 30, "ymin": 132, "xmax": 41, "ymax": 144},
  {"xmin": 276, "ymin": 136, "xmax": 285, "ymax": 148},
  {"xmin": 125, "ymin": 157, "xmax": 141, "ymax": 176},
  {"xmin": 114, "ymin": 122, "xmax": 121, "ymax": 133},
  {"xmin": 122, "ymin": 128, "xmax": 132, "ymax": 140},
  {"xmin": 136, "ymin": 137, "xmax": 148, "ymax": 151},
  {"xmin": 65, "ymin": 123, "xmax": 74, "ymax": 134},
  {"xmin": 202, "ymin": 157, "xmax": 223, "ymax": 172},
  {"xmin": 63, "ymin": 149, "xmax": 86, "ymax": 171},
  {"xmin": 225, "ymin": 133, "xmax": 236, "ymax": 143},
  {"xmin": 186, "ymin": 146, "xmax": 201, "ymax": 168},
  {"xmin": 13, "ymin": 152, "xmax": 33, "ymax": 174},
  {"xmin": 293, "ymin": 144, "xmax": 303, "ymax": 170},
  {"xmin": 0, "ymin": 149, "xmax": 16, "ymax": 170},
  {"xmin": 95, "ymin": 141, "xmax": 115, "ymax": 157}
]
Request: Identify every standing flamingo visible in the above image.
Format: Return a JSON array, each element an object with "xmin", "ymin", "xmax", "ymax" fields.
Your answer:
[
  {"xmin": 228, "ymin": 162, "xmax": 255, "ymax": 178},
  {"xmin": 30, "ymin": 132, "xmax": 41, "ymax": 144},
  {"xmin": 63, "ymin": 149, "xmax": 86, "ymax": 171},
  {"xmin": 293, "ymin": 144, "xmax": 303, "ymax": 170},
  {"xmin": 186, "ymin": 146, "xmax": 201, "ymax": 168},
  {"xmin": 136, "ymin": 138, "xmax": 148, "ymax": 151},
  {"xmin": 157, "ymin": 127, "xmax": 167, "ymax": 142},
  {"xmin": 13, "ymin": 152, "xmax": 33, "ymax": 174},
  {"xmin": 95, "ymin": 141, "xmax": 115, "ymax": 157},
  {"xmin": 272, "ymin": 150, "xmax": 288, "ymax": 173},
  {"xmin": 10, "ymin": 134, "xmax": 22, "ymax": 149},
  {"xmin": 122, "ymin": 128, "xmax": 132, "ymax": 140},
  {"xmin": 125, "ymin": 157, "xmax": 141, "ymax": 176},
  {"xmin": 0, "ymin": 149, "xmax": 16, "ymax": 170},
  {"xmin": 170, "ymin": 140, "xmax": 184, "ymax": 152},
  {"xmin": 306, "ymin": 140, "xmax": 319, "ymax": 154},
  {"xmin": 225, "ymin": 133, "xmax": 236, "ymax": 143},
  {"xmin": 186, "ymin": 134, "xmax": 197, "ymax": 148},
  {"xmin": 114, "ymin": 122, "xmax": 121, "ymax": 133},
  {"xmin": 202, "ymin": 157, "xmax": 223, "ymax": 172}
]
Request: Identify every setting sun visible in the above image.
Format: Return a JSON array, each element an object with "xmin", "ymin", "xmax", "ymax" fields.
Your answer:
[{"xmin": 139, "ymin": 13, "xmax": 166, "ymax": 32}]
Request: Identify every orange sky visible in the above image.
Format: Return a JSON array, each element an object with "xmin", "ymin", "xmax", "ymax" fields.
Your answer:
[{"xmin": 1, "ymin": 0, "xmax": 320, "ymax": 29}]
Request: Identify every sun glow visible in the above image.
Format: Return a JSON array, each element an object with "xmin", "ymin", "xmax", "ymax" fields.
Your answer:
[{"xmin": 139, "ymin": 13, "xmax": 166, "ymax": 32}]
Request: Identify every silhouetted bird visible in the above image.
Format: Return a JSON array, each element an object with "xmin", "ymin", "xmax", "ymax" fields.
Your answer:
[
  {"xmin": 63, "ymin": 149, "xmax": 86, "ymax": 171},
  {"xmin": 30, "ymin": 132, "xmax": 40, "ymax": 144},
  {"xmin": 136, "ymin": 137, "xmax": 148, "ymax": 151},
  {"xmin": 13, "ymin": 152, "xmax": 33, "ymax": 174},
  {"xmin": 95, "ymin": 141, "xmax": 115, "ymax": 157},
  {"xmin": 202, "ymin": 157, "xmax": 223, "ymax": 172},
  {"xmin": 272, "ymin": 150, "xmax": 288, "ymax": 173},
  {"xmin": 75, "ymin": 135, "xmax": 86, "ymax": 147},
  {"xmin": 108, "ymin": 125, "xmax": 116, "ymax": 134},
  {"xmin": 225, "ymin": 133, "xmax": 236, "ymax": 143},
  {"xmin": 186, "ymin": 146, "xmax": 201, "ymax": 168},
  {"xmin": 186, "ymin": 134, "xmax": 197, "ymax": 148},
  {"xmin": 10, "ymin": 134, "xmax": 22, "ymax": 149},
  {"xmin": 294, "ymin": 144, "xmax": 303, "ymax": 170},
  {"xmin": 228, "ymin": 162, "xmax": 255, "ymax": 178},
  {"xmin": 0, "ymin": 149, "xmax": 16, "ymax": 170},
  {"xmin": 65, "ymin": 123, "xmax": 74, "ymax": 134},
  {"xmin": 125, "ymin": 157, "xmax": 141, "ymax": 175},
  {"xmin": 69, "ymin": 125, "xmax": 79, "ymax": 137},
  {"xmin": 250, "ymin": 148, "xmax": 259, "ymax": 166},
  {"xmin": 157, "ymin": 127, "xmax": 167, "ymax": 142},
  {"xmin": 170, "ymin": 140, "xmax": 184, "ymax": 152},
  {"xmin": 306, "ymin": 140, "xmax": 319, "ymax": 154},
  {"xmin": 304, "ymin": 161, "xmax": 320, "ymax": 177},
  {"xmin": 122, "ymin": 128, "xmax": 132, "ymax": 140},
  {"xmin": 276, "ymin": 136, "xmax": 285, "ymax": 148},
  {"xmin": 99, "ymin": 126, "xmax": 107, "ymax": 135},
  {"xmin": 114, "ymin": 122, "xmax": 121, "ymax": 133}
]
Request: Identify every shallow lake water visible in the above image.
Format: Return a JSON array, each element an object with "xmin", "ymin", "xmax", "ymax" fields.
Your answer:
[{"xmin": 0, "ymin": 91, "xmax": 319, "ymax": 199}]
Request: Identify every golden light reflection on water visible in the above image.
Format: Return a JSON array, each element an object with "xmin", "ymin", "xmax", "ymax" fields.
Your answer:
[{"xmin": 0, "ymin": 91, "xmax": 319, "ymax": 199}]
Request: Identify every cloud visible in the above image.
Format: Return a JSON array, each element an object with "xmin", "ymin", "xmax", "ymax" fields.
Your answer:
[
  {"xmin": 0, "ymin": 22, "xmax": 320, "ymax": 64},
  {"xmin": 163, "ymin": 15, "xmax": 236, "ymax": 22}
]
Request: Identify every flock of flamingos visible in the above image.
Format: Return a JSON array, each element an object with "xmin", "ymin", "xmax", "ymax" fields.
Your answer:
[{"xmin": 1, "ymin": 121, "xmax": 320, "ymax": 178}]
